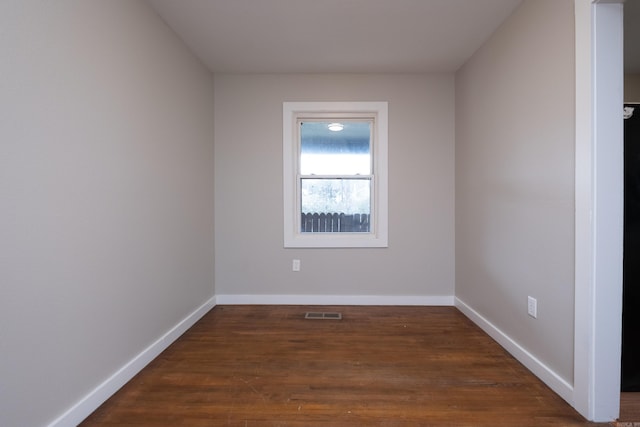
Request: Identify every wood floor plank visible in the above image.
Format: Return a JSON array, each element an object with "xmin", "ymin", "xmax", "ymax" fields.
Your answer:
[
  {"xmin": 620, "ymin": 392, "xmax": 640, "ymax": 423},
  {"xmin": 80, "ymin": 306, "xmax": 610, "ymax": 426}
]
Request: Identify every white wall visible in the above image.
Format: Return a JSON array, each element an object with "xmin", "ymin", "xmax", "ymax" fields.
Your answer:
[
  {"xmin": 455, "ymin": 0, "xmax": 576, "ymax": 387},
  {"xmin": 214, "ymin": 74, "xmax": 454, "ymax": 302},
  {"xmin": 0, "ymin": 2, "xmax": 215, "ymax": 426}
]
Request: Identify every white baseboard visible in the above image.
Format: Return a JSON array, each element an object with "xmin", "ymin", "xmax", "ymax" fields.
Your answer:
[
  {"xmin": 47, "ymin": 297, "xmax": 216, "ymax": 427},
  {"xmin": 454, "ymin": 297, "xmax": 574, "ymax": 405},
  {"xmin": 215, "ymin": 294, "xmax": 454, "ymax": 306}
]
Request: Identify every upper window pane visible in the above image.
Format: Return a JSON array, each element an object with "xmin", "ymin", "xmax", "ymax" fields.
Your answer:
[{"xmin": 299, "ymin": 121, "xmax": 371, "ymax": 175}]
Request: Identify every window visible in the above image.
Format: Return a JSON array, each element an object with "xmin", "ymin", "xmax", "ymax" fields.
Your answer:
[{"xmin": 283, "ymin": 102, "xmax": 388, "ymax": 248}]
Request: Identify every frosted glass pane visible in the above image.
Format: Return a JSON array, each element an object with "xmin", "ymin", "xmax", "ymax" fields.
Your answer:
[
  {"xmin": 300, "ymin": 121, "xmax": 371, "ymax": 175},
  {"xmin": 301, "ymin": 178, "xmax": 370, "ymax": 215}
]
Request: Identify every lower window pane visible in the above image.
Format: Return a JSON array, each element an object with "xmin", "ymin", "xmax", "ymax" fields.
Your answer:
[{"xmin": 300, "ymin": 179, "xmax": 370, "ymax": 233}]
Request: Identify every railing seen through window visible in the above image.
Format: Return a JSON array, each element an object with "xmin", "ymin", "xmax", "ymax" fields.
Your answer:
[{"xmin": 301, "ymin": 212, "xmax": 370, "ymax": 233}]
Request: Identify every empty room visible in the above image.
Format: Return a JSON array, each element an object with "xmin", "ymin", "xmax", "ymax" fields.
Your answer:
[{"xmin": 0, "ymin": 0, "xmax": 631, "ymax": 426}]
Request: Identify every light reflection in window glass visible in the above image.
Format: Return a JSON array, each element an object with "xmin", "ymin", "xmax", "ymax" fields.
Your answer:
[{"xmin": 300, "ymin": 121, "xmax": 371, "ymax": 175}]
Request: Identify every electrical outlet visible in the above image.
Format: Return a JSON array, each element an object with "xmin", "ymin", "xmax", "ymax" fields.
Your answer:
[
  {"xmin": 292, "ymin": 259, "xmax": 301, "ymax": 272},
  {"xmin": 527, "ymin": 296, "xmax": 537, "ymax": 318}
]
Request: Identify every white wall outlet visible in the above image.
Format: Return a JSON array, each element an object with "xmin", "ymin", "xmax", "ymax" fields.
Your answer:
[
  {"xmin": 527, "ymin": 296, "xmax": 537, "ymax": 318},
  {"xmin": 292, "ymin": 259, "xmax": 301, "ymax": 272}
]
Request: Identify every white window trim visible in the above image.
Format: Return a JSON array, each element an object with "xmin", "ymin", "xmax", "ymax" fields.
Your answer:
[{"xmin": 283, "ymin": 101, "xmax": 388, "ymax": 248}]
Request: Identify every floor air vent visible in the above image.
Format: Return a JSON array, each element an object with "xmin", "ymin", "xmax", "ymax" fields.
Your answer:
[{"xmin": 305, "ymin": 312, "xmax": 342, "ymax": 320}]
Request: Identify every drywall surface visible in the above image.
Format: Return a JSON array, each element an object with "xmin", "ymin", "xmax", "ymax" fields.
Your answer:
[
  {"xmin": 455, "ymin": 0, "xmax": 575, "ymax": 383},
  {"xmin": 0, "ymin": 1, "xmax": 215, "ymax": 426},
  {"xmin": 214, "ymin": 74, "xmax": 454, "ymax": 299}
]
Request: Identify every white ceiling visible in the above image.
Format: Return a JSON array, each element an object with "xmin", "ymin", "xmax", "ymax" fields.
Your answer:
[
  {"xmin": 147, "ymin": 0, "xmax": 524, "ymax": 74},
  {"xmin": 147, "ymin": 0, "xmax": 640, "ymax": 75}
]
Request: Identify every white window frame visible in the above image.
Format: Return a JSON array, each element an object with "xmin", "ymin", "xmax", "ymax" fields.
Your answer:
[{"xmin": 283, "ymin": 101, "xmax": 388, "ymax": 248}]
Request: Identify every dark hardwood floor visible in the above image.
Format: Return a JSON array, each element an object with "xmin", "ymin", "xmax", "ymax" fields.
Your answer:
[
  {"xmin": 81, "ymin": 305, "xmax": 612, "ymax": 426},
  {"xmin": 620, "ymin": 392, "xmax": 640, "ymax": 424}
]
